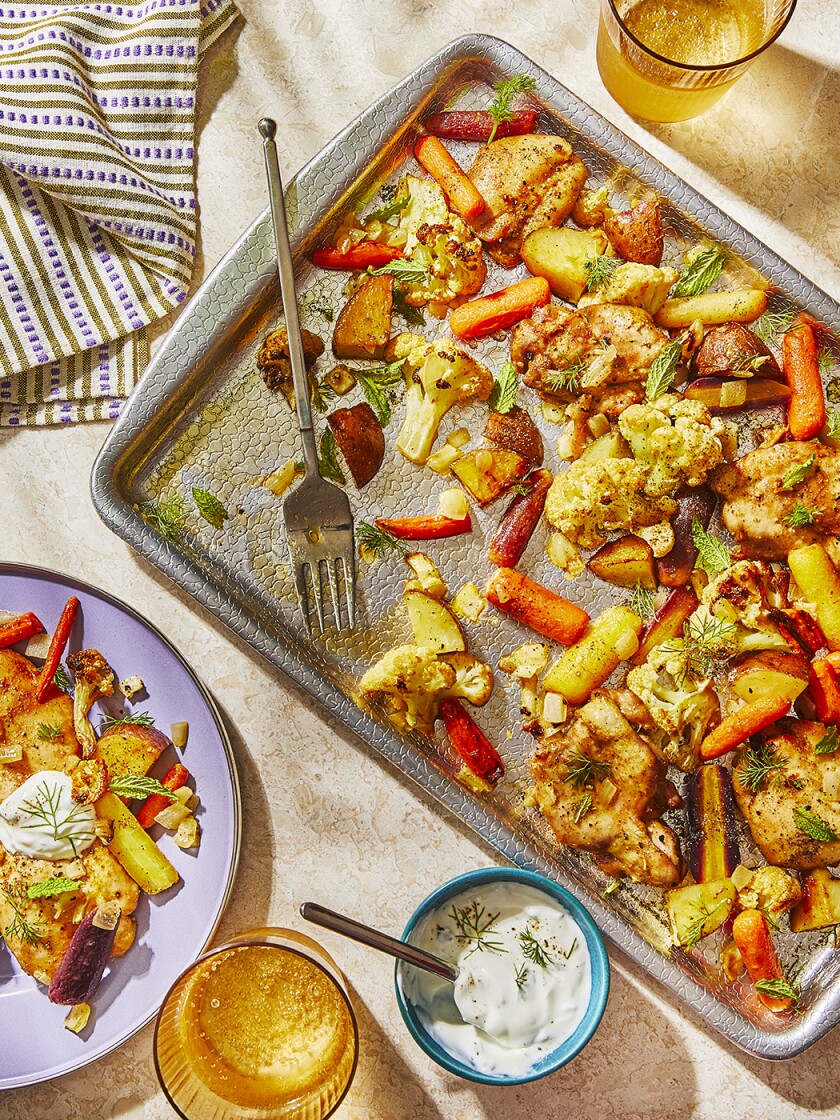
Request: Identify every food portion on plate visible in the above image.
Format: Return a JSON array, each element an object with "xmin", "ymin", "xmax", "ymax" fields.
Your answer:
[{"xmin": 0, "ymin": 597, "xmax": 200, "ymax": 1033}]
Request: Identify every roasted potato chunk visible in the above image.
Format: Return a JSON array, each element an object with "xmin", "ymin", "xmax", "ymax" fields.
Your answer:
[
  {"xmin": 327, "ymin": 402, "xmax": 385, "ymax": 487},
  {"xmin": 332, "ymin": 274, "xmax": 394, "ymax": 359},
  {"xmin": 604, "ymin": 200, "xmax": 664, "ymax": 266}
]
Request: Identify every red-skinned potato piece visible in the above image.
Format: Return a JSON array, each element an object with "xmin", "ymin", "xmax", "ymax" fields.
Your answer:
[
  {"xmin": 485, "ymin": 568, "xmax": 589, "ymax": 645},
  {"xmin": 603, "ymin": 200, "xmax": 664, "ymax": 266},
  {"xmin": 587, "ymin": 535, "xmax": 656, "ymax": 591},
  {"xmin": 489, "ymin": 469, "xmax": 552, "ymax": 567},
  {"xmin": 483, "ymin": 407, "xmax": 544, "ymax": 464},
  {"xmin": 95, "ymin": 723, "xmax": 171, "ymax": 779},
  {"xmin": 424, "ymin": 109, "xmax": 537, "ymax": 142},
  {"xmin": 685, "ymin": 764, "xmax": 740, "ymax": 883},
  {"xmin": 692, "ymin": 322, "xmax": 782, "ymax": 381},
  {"xmin": 729, "ymin": 651, "xmax": 810, "ymax": 705},
  {"xmin": 440, "ymin": 698, "xmax": 504, "ymax": 784},
  {"xmin": 632, "ymin": 585, "xmax": 699, "ymax": 666},
  {"xmin": 328, "ymin": 402, "xmax": 385, "ymax": 488},
  {"xmin": 684, "ymin": 377, "xmax": 791, "ymax": 414},
  {"xmin": 451, "ymin": 448, "xmax": 530, "ymax": 506},
  {"xmin": 658, "ymin": 485, "xmax": 716, "ymax": 588}
]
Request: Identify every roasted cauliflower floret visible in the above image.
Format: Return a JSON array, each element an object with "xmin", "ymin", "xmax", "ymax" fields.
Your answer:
[
  {"xmin": 391, "ymin": 333, "xmax": 494, "ymax": 464},
  {"xmin": 397, "ymin": 175, "xmax": 486, "ymax": 306},
  {"xmin": 359, "ymin": 645, "xmax": 455, "ymax": 735},
  {"xmin": 736, "ymin": 865, "xmax": 802, "ymax": 917},
  {"xmin": 256, "ymin": 327, "xmax": 324, "ymax": 408},
  {"xmin": 66, "ymin": 649, "xmax": 115, "ymax": 759},
  {"xmin": 544, "ymin": 457, "xmax": 677, "ymax": 550},
  {"xmin": 578, "ymin": 262, "xmax": 679, "ymax": 315},
  {"xmin": 441, "ymin": 652, "xmax": 494, "ymax": 706},
  {"xmin": 618, "ymin": 395, "xmax": 737, "ymax": 498},
  {"xmin": 626, "ymin": 640, "xmax": 721, "ymax": 771},
  {"xmin": 690, "ymin": 561, "xmax": 789, "ymax": 656}
]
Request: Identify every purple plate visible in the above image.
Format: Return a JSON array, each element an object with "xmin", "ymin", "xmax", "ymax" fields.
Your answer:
[{"xmin": 0, "ymin": 564, "xmax": 241, "ymax": 1089}]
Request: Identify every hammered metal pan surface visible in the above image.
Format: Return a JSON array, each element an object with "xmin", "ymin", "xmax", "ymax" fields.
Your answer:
[{"xmin": 91, "ymin": 34, "xmax": 840, "ymax": 1058}]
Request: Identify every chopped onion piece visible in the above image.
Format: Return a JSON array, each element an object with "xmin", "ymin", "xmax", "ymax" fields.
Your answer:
[
  {"xmin": 541, "ymin": 691, "xmax": 568, "ymax": 725},
  {"xmin": 174, "ymin": 816, "xmax": 200, "ymax": 849},
  {"xmin": 0, "ymin": 742, "xmax": 23, "ymax": 764},
  {"xmin": 730, "ymin": 864, "xmax": 754, "ymax": 891},
  {"xmin": 447, "ymin": 427, "xmax": 471, "ymax": 449},
  {"xmin": 154, "ymin": 802, "xmax": 191, "ymax": 830},
  {"xmin": 170, "ymin": 721, "xmax": 189, "ymax": 749},
  {"xmin": 586, "ymin": 413, "xmax": 610, "ymax": 438},
  {"xmin": 65, "ymin": 1003, "xmax": 92, "ymax": 1033},
  {"xmin": 437, "ymin": 488, "xmax": 469, "ymax": 520}
]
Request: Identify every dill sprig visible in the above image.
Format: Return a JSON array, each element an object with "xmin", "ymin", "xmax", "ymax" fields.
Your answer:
[
  {"xmin": 518, "ymin": 927, "xmax": 554, "ymax": 968},
  {"xmin": 665, "ymin": 612, "xmax": 736, "ymax": 684},
  {"xmin": 487, "ymin": 73, "xmax": 537, "ymax": 143},
  {"xmin": 20, "ymin": 779, "xmax": 96, "ymax": 857},
  {"xmin": 449, "ymin": 900, "xmax": 507, "ymax": 957},
  {"xmin": 671, "ymin": 246, "xmax": 728, "ymax": 298},
  {"xmin": 562, "ymin": 750, "xmax": 612, "ymax": 789},
  {"xmin": 310, "ymin": 375, "xmax": 337, "ymax": 413},
  {"xmin": 370, "ymin": 257, "xmax": 428, "ymax": 283},
  {"xmin": 680, "ymin": 896, "xmax": 729, "ymax": 949},
  {"xmin": 572, "ymin": 792, "xmax": 593, "ymax": 824},
  {"xmin": 783, "ymin": 502, "xmax": 818, "ymax": 528},
  {"xmin": 629, "ymin": 582, "xmax": 655, "ymax": 620},
  {"xmin": 738, "ymin": 743, "xmax": 786, "ymax": 793},
  {"xmin": 584, "ymin": 253, "xmax": 620, "ymax": 292},
  {"xmin": 691, "ymin": 517, "xmax": 731, "ymax": 575},
  {"xmin": 356, "ymin": 520, "xmax": 408, "ymax": 559},
  {"xmin": 514, "ymin": 962, "xmax": 529, "ymax": 992},
  {"xmin": 488, "ymin": 362, "xmax": 519, "ymax": 413},
  {"xmin": 139, "ymin": 495, "xmax": 184, "ymax": 543},
  {"xmin": 646, "ymin": 337, "xmax": 684, "ymax": 400},
  {"xmin": 546, "ymin": 361, "xmax": 584, "ymax": 394},
  {"xmin": 729, "ymin": 352, "xmax": 771, "ymax": 375},
  {"xmin": 1, "ymin": 887, "xmax": 44, "ymax": 945},
  {"xmin": 100, "ymin": 711, "xmax": 155, "ymax": 730},
  {"xmin": 818, "ymin": 345, "xmax": 835, "ymax": 377},
  {"xmin": 753, "ymin": 305, "xmax": 798, "ymax": 347},
  {"xmin": 37, "ymin": 722, "xmax": 62, "ymax": 742},
  {"xmin": 318, "ymin": 429, "xmax": 346, "ymax": 485}
]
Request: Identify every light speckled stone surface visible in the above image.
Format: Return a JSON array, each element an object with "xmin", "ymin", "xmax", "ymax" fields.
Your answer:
[{"xmin": 2, "ymin": 1, "xmax": 840, "ymax": 1116}]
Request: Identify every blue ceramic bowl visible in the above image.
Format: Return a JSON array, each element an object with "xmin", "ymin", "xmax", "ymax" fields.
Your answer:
[{"xmin": 394, "ymin": 867, "xmax": 610, "ymax": 1085}]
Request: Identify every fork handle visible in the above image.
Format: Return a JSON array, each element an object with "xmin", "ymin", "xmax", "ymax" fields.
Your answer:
[{"xmin": 259, "ymin": 117, "xmax": 319, "ymax": 475}]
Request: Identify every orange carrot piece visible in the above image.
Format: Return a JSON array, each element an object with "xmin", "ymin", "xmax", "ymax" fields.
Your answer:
[
  {"xmin": 783, "ymin": 319, "xmax": 826, "ymax": 440},
  {"xmin": 808, "ymin": 660, "xmax": 840, "ymax": 723},
  {"xmin": 36, "ymin": 596, "xmax": 79, "ymax": 703},
  {"xmin": 136, "ymin": 763, "xmax": 190, "ymax": 829},
  {"xmin": 449, "ymin": 277, "xmax": 551, "ymax": 342},
  {"xmin": 485, "ymin": 567, "xmax": 589, "ymax": 646},
  {"xmin": 413, "ymin": 135, "xmax": 486, "ymax": 222},
  {"xmin": 699, "ymin": 695, "xmax": 791, "ymax": 761},
  {"xmin": 440, "ymin": 698, "xmax": 504, "ymax": 784},
  {"xmin": 732, "ymin": 909, "xmax": 794, "ymax": 1013}
]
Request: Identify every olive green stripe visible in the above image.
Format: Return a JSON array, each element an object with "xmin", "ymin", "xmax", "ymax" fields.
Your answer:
[{"xmin": 0, "ymin": 15, "xmax": 198, "ymax": 47}]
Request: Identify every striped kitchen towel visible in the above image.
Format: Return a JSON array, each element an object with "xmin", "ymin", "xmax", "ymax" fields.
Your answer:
[{"xmin": 0, "ymin": 0, "xmax": 238, "ymax": 426}]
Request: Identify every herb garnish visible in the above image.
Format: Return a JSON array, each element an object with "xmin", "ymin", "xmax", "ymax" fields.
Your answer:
[
  {"xmin": 671, "ymin": 246, "xmax": 728, "ymax": 298},
  {"xmin": 1, "ymin": 887, "xmax": 44, "ymax": 945},
  {"xmin": 309, "ymin": 375, "xmax": 337, "ymax": 413},
  {"xmin": 138, "ymin": 495, "xmax": 184, "ymax": 543},
  {"xmin": 584, "ymin": 253, "xmax": 620, "ymax": 292},
  {"xmin": 730, "ymin": 352, "xmax": 770, "ymax": 375},
  {"xmin": 755, "ymin": 977, "xmax": 799, "ymax": 1004},
  {"xmin": 819, "ymin": 345, "xmax": 834, "ymax": 377},
  {"xmin": 753, "ymin": 305, "xmax": 798, "ymax": 347},
  {"xmin": 100, "ymin": 711, "xmax": 154, "ymax": 730},
  {"xmin": 794, "ymin": 807, "xmax": 839, "ymax": 843},
  {"xmin": 562, "ymin": 751, "xmax": 612, "ymax": 789},
  {"xmin": 192, "ymin": 487, "xmax": 229, "ymax": 529},
  {"xmin": 355, "ymin": 359, "xmax": 406, "ymax": 427},
  {"xmin": 370, "ymin": 257, "xmax": 428, "ymax": 283},
  {"xmin": 53, "ymin": 664, "xmax": 73, "ymax": 694},
  {"xmin": 488, "ymin": 361, "xmax": 519, "ymax": 413},
  {"xmin": 629, "ymin": 582, "xmax": 655, "ymax": 620},
  {"xmin": 739, "ymin": 743, "xmax": 786, "ymax": 793},
  {"xmin": 487, "ymin": 73, "xmax": 537, "ymax": 143},
  {"xmin": 26, "ymin": 876, "xmax": 79, "ymax": 900},
  {"xmin": 680, "ymin": 895, "xmax": 729, "ymax": 949},
  {"xmin": 815, "ymin": 727, "xmax": 840, "ymax": 756},
  {"xmin": 572, "ymin": 792, "xmax": 593, "ymax": 824},
  {"xmin": 514, "ymin": 963, "xmax": 529, "ymax": 992},
  {"xmin": 392, "ymin": 287, "xmax": 425, "ymax": 326},
  {"xmin": 37, "ymin": 722, "xmax": 62, "ymax": 742},
  {"xmin": 19, "ymin": 779, "xmax": 96, "ymax": 857},
  {"xmin": 450, "ymin": 900, "xmax": 507, "ymax": 956},
  {"xmin": 825, "ymin": 409, "xmax": 840, "ymax": 440},
  {"xmin": 356, "ymin": 520, "xmax": 409, "ymax": 559},
  {"xmin": 364, "ymin": 192, "xmax": 409, "ymax": 223},
  {"xmin": 604, "ymin": 877, "xmax": 620, "ymax": 897},
  {"xmin": 691, "ymin": 517, "xmax": 731, "ymax": 575},
  {"xmin": 780, "ymin": 452, "xmax": 816, "ymax": 491},
  {"xmin": 646, "ymin": 337, "xmax": 684, "ymax": 400},
  {"xmin": 546, "ymin": 361, "xmax": 584, "ymax": 394},
  {"xmin": 318, "ymin": 429, "xmax": 346, "ymax": 485},
  {"xmin": 519, "ymin": 927, "xmax": 553, "ymax": 968},
  {"xmin": 783, "ymin": 502, "xmax": 818, "ymax": 528},
  {"xmin": 664, "ymin": 612, "xmax": 736, "ymax": 685},
  {"xmin": 108, "ymin": 773, "xmax": 173, "ymax": 800}
]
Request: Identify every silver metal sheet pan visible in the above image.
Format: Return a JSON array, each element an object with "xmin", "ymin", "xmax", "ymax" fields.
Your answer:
[{"xmin": 91, "ymin": 34, "xmax": 840, "ymax": 1058}]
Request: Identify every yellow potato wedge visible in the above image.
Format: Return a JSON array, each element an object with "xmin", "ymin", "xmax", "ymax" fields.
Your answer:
[
  {"xmin": 403, "ymin": 590, "xmax": 466, "ymax": 654},
  {"xmin": 587, "ymin": 535, "xmax": 656, "ymax": 591},
  {"xmin": 451, "ymin": 448, "xmax": 530, "ymax": 506},
  {"xmin": 97, "ymin": 792, "xmax": 180, "ymax": 895},
  {"xmin": 790, "ymin": 870, "xmax": 840, "ymax": 932},
  {"xmin": 729, "ymin": 651, "xmax": 810, "ymax": 704},
  {"xmin": 655, "ymin": 288, "xmax": 767, "ymax": 330},
  {"xmin": 332, "ymin": 274, "xmax": 394, "ymax": 359},
  {"xmin": 667, "ymin": 879, "xmax": 737, "ymax": 946},
  {"xmin": 788, "ymin": 543, "xmax": 840, "ymax": 651},
  {"xmin": 521, "ymin": 226, "xmax": 611, "ymax": 304}
]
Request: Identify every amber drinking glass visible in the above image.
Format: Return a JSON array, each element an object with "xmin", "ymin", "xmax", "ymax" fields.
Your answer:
[
  {"xmin": 154, "ymin": 928, "xmax": 358, "ymax": 1120},
  {"xmin": 596, "ymin": 0, "xmax": 797, "ymax": 122}
]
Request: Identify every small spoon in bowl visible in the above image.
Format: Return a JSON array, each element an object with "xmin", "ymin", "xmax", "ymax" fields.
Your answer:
[{"xmin": 300, "ymin": 901, "xmax": 459, "ymax": 983}]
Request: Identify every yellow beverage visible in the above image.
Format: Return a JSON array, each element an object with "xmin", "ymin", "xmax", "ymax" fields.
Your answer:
[
  {"xmin": 155, "ymin": 934, "xmax": 358, "ymax": 1120},
  {"xmin": 597, "ymin": 0, "xmax": 770, "ymax": 122}
]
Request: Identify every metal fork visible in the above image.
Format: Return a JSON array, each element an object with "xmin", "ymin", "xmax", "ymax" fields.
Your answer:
[{"xmin": 259, "ymin": 118, "xmax": 355, "ymax": 634}]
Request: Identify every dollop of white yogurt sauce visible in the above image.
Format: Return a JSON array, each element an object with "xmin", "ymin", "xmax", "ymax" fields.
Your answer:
[
  {"xmin": 402, "ymin": 882, "xmax": 591, "ymax": 1077},
  {"xmin": 0, "ymin": 770, "xmax": 97, "ymax": 860}
]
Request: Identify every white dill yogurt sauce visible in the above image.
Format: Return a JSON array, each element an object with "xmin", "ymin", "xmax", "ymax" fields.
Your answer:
[
  {"xmin": 402, "ymin": 882, "xmax": 591, "ymax": 1077},
  {"xmin": 0, "ymin": 770, "xmax": 97, "ymax": 860}
]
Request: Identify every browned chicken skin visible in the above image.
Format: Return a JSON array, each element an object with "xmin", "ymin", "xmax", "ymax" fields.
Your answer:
[
  {"xmin": 733, "ymin": 719, "xmax": 840, "ymax": 870},
  {"xmin": 712, "ymin": 442, "xmax": 840, "ymax": 560},
  {"xmin": 530, "ymin": 692, "xmax": 682, "ymax": 887},
  {"xmin": 467, "ymin": 135, "xmax": 588, "ymax": 267},
  {"xmin": 0, "ymin": 649, "xmax": 139, "ymax": 985}
]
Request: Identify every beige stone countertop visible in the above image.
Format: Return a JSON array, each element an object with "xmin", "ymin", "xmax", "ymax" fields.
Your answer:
[{"xmin": 2, "ymin": 0, "xmax": 840, "ymax": 1116}]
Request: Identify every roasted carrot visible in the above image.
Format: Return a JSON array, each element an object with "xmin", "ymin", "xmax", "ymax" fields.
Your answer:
[
  {"xmin": 783, "ymin": 319, "xmax": 826, "ymax": 440},
  {"xmin": 732, "ymin": 909, "xmax": 795, "ymax": 1013},
  {"xmin": 424, "ymin": 109, "xmax": 537, "ymax": 142},
  {"xmin": 449, "ymin": 277, "xmax": 551, "ymax": 342},
  {"xmin": 440, "ymin": 699, "xmax": 504, "ymax": 784},
  {"xmin": 136, "ymin": 763, "xmax": 190, "ymax": 829},
  {"xmin": 808, "ymin": 660, "xmax": 840, "ymax": 723},
  {"xmin": 488, "ymin": 469, "xmax": 552, "ymax": 567},
  {"xmin": 36, "ymin": 597, "xmax": 80, "ymax": 703},
  {"xmin": 699, "ymin": 695, "xmax": 791, "ymax": 761},
  {"xmin": 374, "ymin": 513, "xmax": 472, "ymax": 540},
  {"xmin": 485, "ymin": 567, "xmax": 589, "ymax": 646},
  {"xmin": 312, "ymin": 243, "xmax": 403, "ymax": 270},
  {"xmin": 413, "ymin": 135, "xmax": 486, "ymax": 222},
  {"xmin": 0, "ymin": 611, "xmax": 44, "ymax": 650}
]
